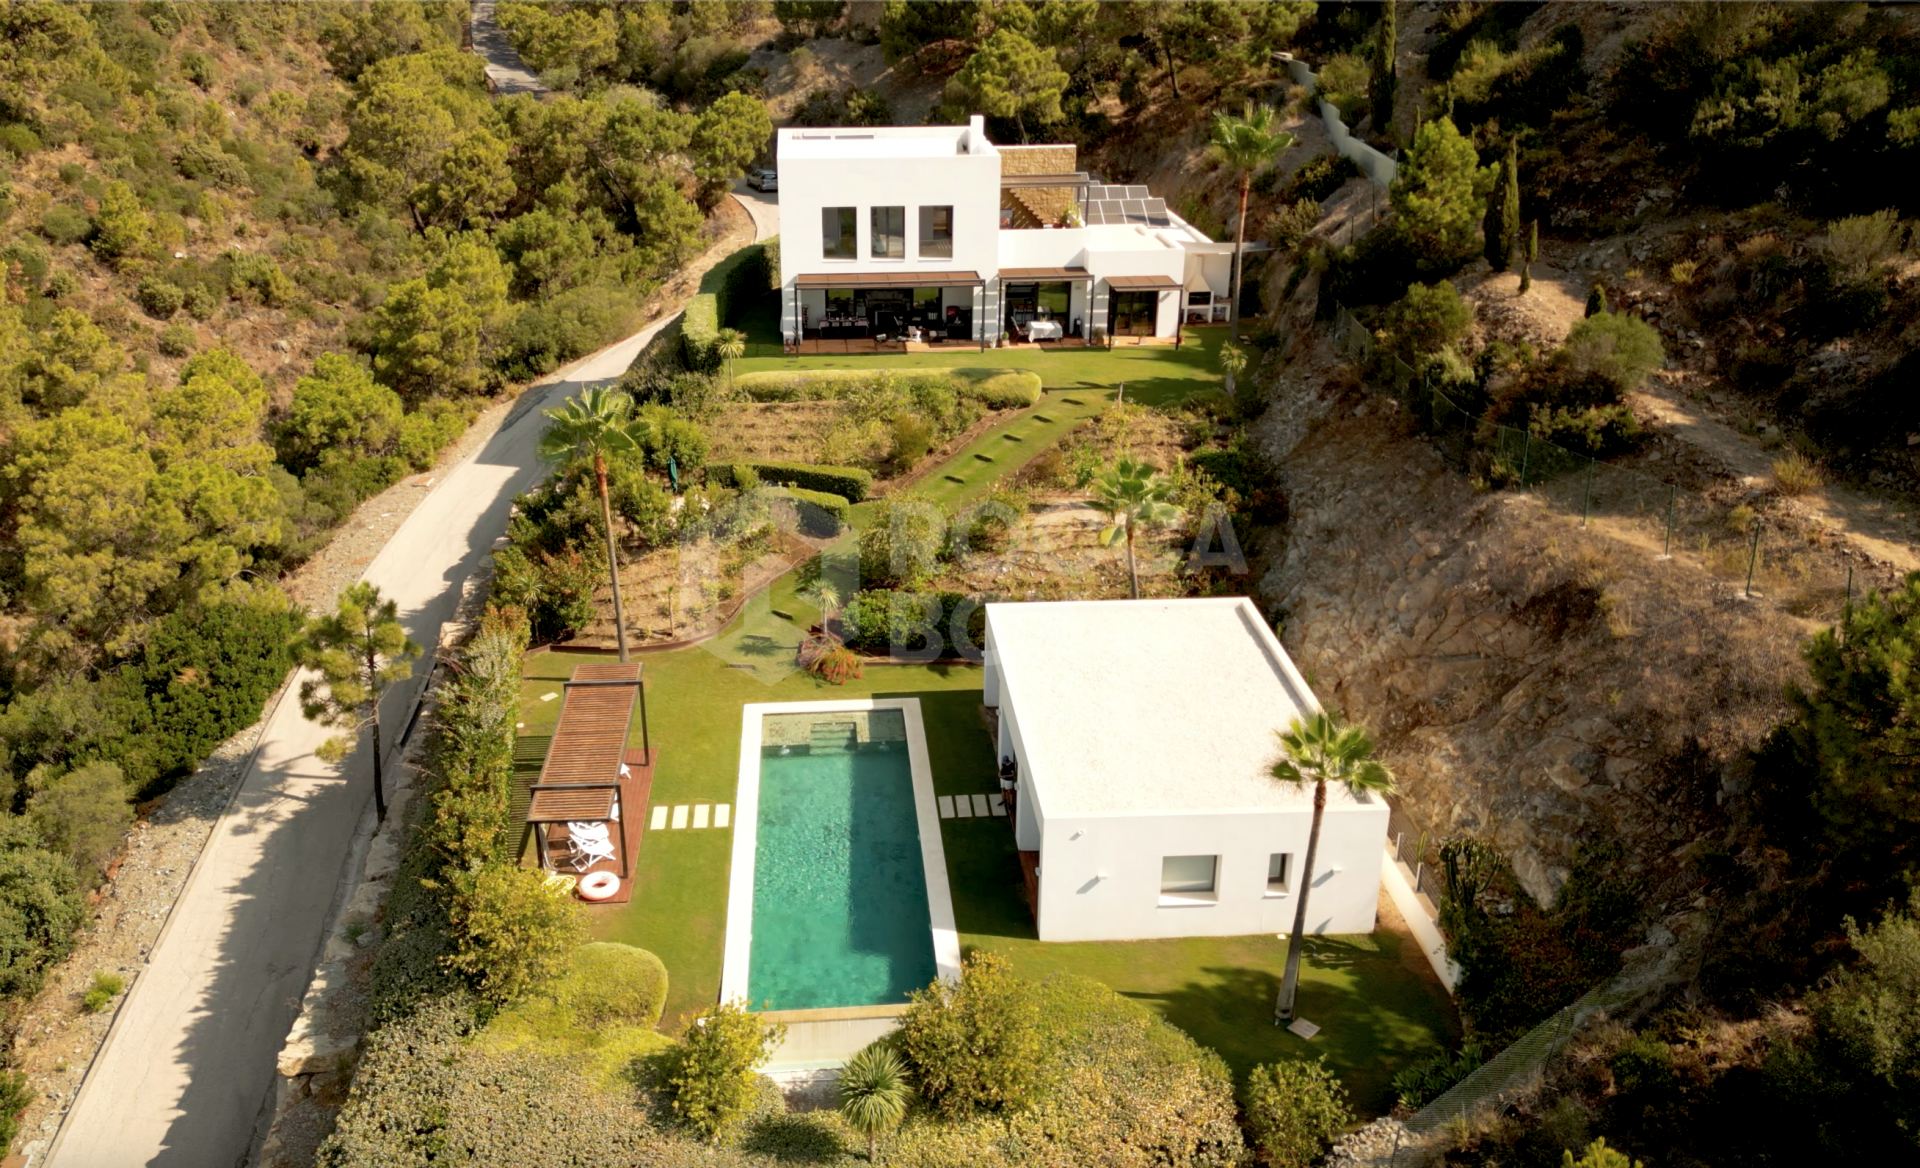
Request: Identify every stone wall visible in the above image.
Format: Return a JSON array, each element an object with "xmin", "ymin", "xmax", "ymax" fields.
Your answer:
[
  {"xmin": 997, "ymin": 144, "xmax": 1078, "ymax": 227},
  {"xmin": 1252, "ymin": 369, "xmax": 1802, "ymax": 910}
]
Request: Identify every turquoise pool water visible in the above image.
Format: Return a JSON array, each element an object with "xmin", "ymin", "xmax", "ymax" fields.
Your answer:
[{"xmin": 748, "ymin": 710, "xmax": 936, "ymax": 1010}]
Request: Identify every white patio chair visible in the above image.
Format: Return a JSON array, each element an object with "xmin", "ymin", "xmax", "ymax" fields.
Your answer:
[{"xmin": 566, "ymin": 821, "xmax": 615, "ymax": 872}]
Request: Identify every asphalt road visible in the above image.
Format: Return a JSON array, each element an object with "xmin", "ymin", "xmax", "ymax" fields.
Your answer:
[
  {"xmin": 44, "ymin": 187, "xmax": 777, "ymax": 1168},
  {"xmin": 468, "ymin": 0, "xmax": 543, "ymax": 95}
]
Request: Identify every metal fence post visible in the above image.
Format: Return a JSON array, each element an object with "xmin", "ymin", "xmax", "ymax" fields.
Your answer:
[
  {"xmin": 1845, "ymin": 565, "xmax": 1854, "ymax": 636},
  {"xmin": 1663, "ymin": 484, "xmax": 1676, "ymax": 557},
  {"xmin": 1745, "ymin": 519, "xmax": 1762, "ymax": 598},
  {"xmin": 1582, "ymin": 458, "xmax": 1595, "ymax": 526},
  {"xmin": 1519, "ymin": 431, "xmax": 1531, "ymax": 489}
]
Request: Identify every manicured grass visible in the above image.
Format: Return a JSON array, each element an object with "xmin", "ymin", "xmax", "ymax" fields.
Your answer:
[
  {"xmin": 516, "ymin": 647, "xmax": 1457, "ymax": 1114},
  {"xmin": 733, "ymin": 298, "xmax": 1229, "ymax": 404},
  {"xmin": 907, "ymin": 388, "xmax": 1112, "ymax": 513}
]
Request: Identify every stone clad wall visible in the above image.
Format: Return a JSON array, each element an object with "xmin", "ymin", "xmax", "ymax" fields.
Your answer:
[{"xmin": 998, "ymin": 144, "xmax": 1078, "ymax": 227}]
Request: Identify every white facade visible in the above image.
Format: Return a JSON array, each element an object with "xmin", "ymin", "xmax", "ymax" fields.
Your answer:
[
  {"xmin": 983, "ymin": 599, "xmax": 1388, "ymax": 943},
  {"xmin": 775, "ymin": 118, "xmax": 1239, "ymax": 344}
]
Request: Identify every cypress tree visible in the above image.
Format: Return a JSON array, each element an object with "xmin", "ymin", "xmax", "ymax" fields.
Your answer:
[
  {"xmin": 1371, "ymin": 1, "xmax": 1398, "ymax": 144},
  {"xmin": 1486, "ymin": 137, "xmax": 1520, "ymax": 271},
  {"xmin": 1519, "ymin": 220, "xmax": 1539, "ymax": 294},
  {"xmin": 1586, "ymin": 282, "xmax": 1608, "ymax": 317}
]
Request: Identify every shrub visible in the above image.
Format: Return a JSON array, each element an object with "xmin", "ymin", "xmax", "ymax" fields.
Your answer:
[
  {"xmin": 1564, "ymin": 1138, "xmax": 1639, "ymax": 1168},
  {"xmin": 1314, "ymin": 53, "xmax": 1370, "ymax": 122},
  {"xmin": 0, "ymin": 124, "xmax": 42, "ymax": 157},
  {"xmin": 182, "ymin": 282, "xmax": 219, "ymax": 319},
  {"xmin": 802, "ymin": 640, "xmax": 864, "ymax": 684},
  {"xmin": 491, "ymin": 544, "xmax": 600, "ymax": 644},
  {"xmin": 1391, "ymin": 1040, "xmax": 1485, "ymax": 1109},
  {"xmin": 669, "ymin": 999, "xmax": 787, "ymax": 1141},
  {"xmin": 156, "ymin": 321, "xmax": 196, "ymax": 357},
  {"xmin": 709, "ymin": 459, "xmax": 872, "ymax": 502},
  {"xmin": 0, "ymin": 1071, "xmax": 30, "ymax": 1159},
  {"xmin": 734, "ymin": 367, "xmax": 1041, "ymax": 410},
  {"xmin": 135, "ymin": 277, "xmax": 185, "ymax": 318},
  {"xmin": 839, "ymin": 591, "xmax": 984, "ymax": 655},
  {"xmin": 890, "ymin": 413, "xmax": 935, "ymax": 468},
  {"xmin": 27, "ymin": 762, "xmax": 132, "ymax": 881},
  {"xmin": 855, "ymin": 501, "xmax": 943, "ymax": 590},
  {"xmin": 1772, "ymin": 452, "xmax": 1823, "ymax": 496},
  {"xmin": 553, "ymin": 942, "xmax": 669, "ymax": 1031},
  {"xmin": 1381, "ymin": 280, "xmax": 1471, "ymax": 365},
  {"xmin": 1280, "ymin": 154, "xmax": 1362, "ymax": 204},
  {"xmin": 1243, "ymin": 1057, "xmax": 1354, "ymax": 1168},
  {"xmin": 0, "ymin": 817, "xmax": 86, "ymax": 999},
  {"xmin": 422, "ymin": 609, "xmax": 527, "ymax": 871},
  {"xmin": 1556, "ymin": 312, "xmax": 1665, "ymax": 396},
  {"xmin": 899, "ymin": 952, "xmax": 1042, "ymax": 1116},
  {"xmin": 442, "ymin": 862, "xmax": 584, "ymax": 1005},
  {"xmin": 81, "ymin": 970, "xmax": 124, "ymax": 1013},
  {"xmin": 767, "ymin": 486, "xmax": 849, "ymax": 536},
  {"xmin": 397, "ymin": 397, "xmax": 471, "ymax": 470},
  {"xmin": 40, "ymin": 204, "xmax": 92, "ymax": 246},
  {"xmin": 952, "ymin": 368, "xmax": 1041, "ymax": 408},
  {"xmin": 498, "ymin": 285, "xmax": 642, "ymax": 380},
  {"xmin": 1528, "ymin": 403, "xmax": 1642, "ymax": 459}
]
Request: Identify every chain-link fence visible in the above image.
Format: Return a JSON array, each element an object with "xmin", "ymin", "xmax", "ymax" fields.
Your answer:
[{"xmin": 1329, "ymin": 302, "xmax": 1874, "ymax": 626}]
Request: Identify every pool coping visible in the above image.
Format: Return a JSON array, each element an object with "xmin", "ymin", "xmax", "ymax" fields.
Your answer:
[{"xmin": 722, "ymin": 697, "xmax": 964, "ymax": 1014}]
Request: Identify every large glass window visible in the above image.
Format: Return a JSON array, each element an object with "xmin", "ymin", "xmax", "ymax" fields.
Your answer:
[
  {"xmin": 1161, "ymin": 855, "xmax": 1217, "ymax": 895},
  {"xmin": 822, "ymin": 207, "xmax": 856, "ymax": 259},
  {"xmin": 919, "ymin": 205, "xmax": 954, "ymax": 259},
  {"xmin": 871, "ymin": 205, "xmax": 905, "ymax": 258}
]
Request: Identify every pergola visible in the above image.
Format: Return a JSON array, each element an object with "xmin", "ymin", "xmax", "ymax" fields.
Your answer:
[{"xmin": 525, "ymin": 662, "xmax": 651, "ymax": 880}]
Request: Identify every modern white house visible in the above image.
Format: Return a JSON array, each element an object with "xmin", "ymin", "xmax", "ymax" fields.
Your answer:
[
  {"xmin": 980, "ymin": 598, "xmax": 1389, "ymax": 943},
  {"xmin": 775, "ymin": 117, "xmax": 1246, "ymax": 347}
]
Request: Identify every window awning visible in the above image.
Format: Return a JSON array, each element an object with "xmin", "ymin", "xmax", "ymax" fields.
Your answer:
[
  {"xmin": 1000, "ymin": 172, "xmax": 1090, "ymax": 188},
  {"xmin": 795, "ymin": 270, "xmax": 984, "ymax": 289},
  {"xmin": 999, "ymin": 266, "xmax": 1090, "ymax": 280},
  {"xmin": 1104, "ymin": 274, "xmax": 1182, "ymax": 291}
]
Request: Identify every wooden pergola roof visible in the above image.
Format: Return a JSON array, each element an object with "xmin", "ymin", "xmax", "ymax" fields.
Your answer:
[
  {"xmin": 999, "ymin": 266, "xmax": 1090, "ymax": 280},
  {"xmin": 527, "ymin": 662, "xmax": 644, "ymax": 826},
  {"xmin": 1104, "ymin": 274, "xmax": 1183, "ymax": 291},
  {"xmin": 794, "ymin": 270, "xmax": 984, "ymax": 289}
]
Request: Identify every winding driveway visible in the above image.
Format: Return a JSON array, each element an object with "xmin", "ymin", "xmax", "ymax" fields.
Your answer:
[{"xmin": 44, "ymin": 189, "xmax": 777, "ymax": 1167}]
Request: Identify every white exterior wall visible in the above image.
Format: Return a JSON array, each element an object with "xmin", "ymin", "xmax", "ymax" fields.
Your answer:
[
  {"xmin": 1032, "ymin": 802, "xmax": 1387, "ymax": 942},
  {"xmin": 776, "ymin": 121, "xmax": 1002, "ymax": 340}
]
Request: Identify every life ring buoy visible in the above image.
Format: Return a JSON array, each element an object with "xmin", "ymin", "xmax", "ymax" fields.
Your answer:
[{"xmin": 578, "ymin": 871, "xmax": 620, "ymax": 901}]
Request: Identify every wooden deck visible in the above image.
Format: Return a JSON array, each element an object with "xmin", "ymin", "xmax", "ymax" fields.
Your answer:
[
  {"xmin": 536, "ymin": 748, "xmax": 655, "ymax": 905},
  {"xmin": 1017, "ymin": 848, "xmax": 1040, "ymax": 920}
]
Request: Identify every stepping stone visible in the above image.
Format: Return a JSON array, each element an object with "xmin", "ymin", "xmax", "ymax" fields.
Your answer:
[
  {"xmin": 973, "ymin": 453, "xmax": 994, "ymax": 462},
  {"xmin": 1286, "ymin": 1018, "xmax": 1321, "ymax": 1040},
  {"xmin": 989, "ymin": 793, "xmax": 1007, "ymax": 817},
  {"xmin": 516, "ymin": 722, "xmax": 524, "ymax": 729},
  {"xmin": 693, "ymin": 804, "xmax": 710, "ymax": 829},
  {"xmin": 1061, "ymin": 397, "xmax": 1083, "ymax": 405},
  {"xmin": 650, "ymin": 806, "xmax": 669, "ymax": 830},
  {"xmin": 953, "ymin": 796, "xmax": 973, "ymax": 819},
  {"xmin": 771, "ymin": 608, "xmax": 792, "ymax": 620},
  {"xmin": 944, "ymin": 474, "xmax": 965, "ymax": 484},
  {"xmin": 541, "ymin": 692, "xmax": 558, "ymax": 702},
  {"xmin": 1034, "ymin": 414, "xmax": 1054, "ymax": 423},
  {"xmin": 1002, "ymin": 433, "xmax": 1023, "ymax": 441},
  {"xmin": 671, "ymin": 805, "xmax": 689, "ymax": 829},
  {"xmin": 714, "ymin": 804, "xmax": 731, "ymax": 828},
  {"xmin": 937, "ymin": 796, "xmax": 955, "ymax": 819},
  {"xmin": 970, "ymin": 793, "xmax": 991, "ymax": 817}
]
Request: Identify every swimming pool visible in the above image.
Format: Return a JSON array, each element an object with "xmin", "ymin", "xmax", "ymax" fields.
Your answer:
[{"xmin": 723, "ymin": 699, "xmax": 960, "ymax": 1018}]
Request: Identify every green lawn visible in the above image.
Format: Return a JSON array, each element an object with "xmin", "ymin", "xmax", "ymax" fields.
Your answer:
[
  {"xmin": 733, "ymin": 298, "xmax": 1230, "ymax": 405},
  {"xmin": 516, "ymin": 646, "xmax": 1457, "ymax": 1113}
]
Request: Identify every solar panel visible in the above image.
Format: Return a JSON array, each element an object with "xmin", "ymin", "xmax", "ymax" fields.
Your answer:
[
  {"xmin": 1122, "ymin": 199, "xmax": 1146, "ymax": 220},
  {"xmin": 1126, "ymin": 185, "xmax": 1149, "ymax": 199}
]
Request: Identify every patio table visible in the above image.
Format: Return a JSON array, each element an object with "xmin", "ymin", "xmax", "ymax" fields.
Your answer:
[{"xmin": 1027, "ymin": 319, "xmax": 1064, "ymax": 341}]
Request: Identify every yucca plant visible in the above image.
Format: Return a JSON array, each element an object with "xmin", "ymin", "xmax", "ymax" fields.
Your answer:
[{"xmin": 838, "ymin": 1043, "xmax": 911, "ymax": 1163}]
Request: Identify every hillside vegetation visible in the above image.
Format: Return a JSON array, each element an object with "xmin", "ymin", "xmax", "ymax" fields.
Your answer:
[{"xmin": 0, "ymin": 0, "xmax": 766, "ymax": 1049}]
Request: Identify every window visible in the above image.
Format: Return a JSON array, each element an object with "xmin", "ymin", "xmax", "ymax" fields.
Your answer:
[
  {"xmin": 871, "ymin": 205, "xmax": 905, "ymax": 258},
  {"xmin": 919, "ymin": 205, "xmax": 954, "ymax": 259},
  {"xmin": 822, "ymin": 207, "xmax": 856, "ymax": 259},
  {"xmin": 1161, "ymin": 855, "xmax": 1217, "ymax": 896},
  {"xmin": 1267, "ymin": 853, "xmax": 1292, "ymax": 895}
]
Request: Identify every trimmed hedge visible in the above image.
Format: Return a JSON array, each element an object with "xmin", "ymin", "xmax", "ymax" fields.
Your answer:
[
  {"xmin": 681, "ymin": 241, "xmax": 773, "ymax": 373},
  {"xmin": 770, "ymin": 486, "xmax": 850, "ymax": 535},
  {"xmin": 709, "ymin": 459, "xmax": 872, "ymax": 502},
  {"xmin": 840, "ymin": 590, "xmax": 987, "ymax": 655},
  {"xmin": 735, "ymin": 367, "xmax": 1042, "ymax": 409}
]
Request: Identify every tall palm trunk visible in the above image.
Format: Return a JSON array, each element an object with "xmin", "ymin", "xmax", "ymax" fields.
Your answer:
[
  {"xmin": 365, "ymin": 641, "xmax": 388, "ymax": 820},
  {"xmin": 1124, "ymin": 519, "xmax": 1140, "ymax": 599},
  {"xmin": 1275, "ymin": 778, "xmax": 1327, "ymax": 1023},
  {"xmin": 867, "ymin": 1132, "xmax": 878, "ymax": 1163},
  {"xmin": 1226, "ymin": 172, "xmax": 1251, "ymax": 396},
  {"xmin": 595, "ymin": 453, "xmax": 629, "ymax": 662}
]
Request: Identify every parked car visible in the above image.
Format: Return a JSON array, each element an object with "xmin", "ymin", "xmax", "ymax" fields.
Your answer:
[{"xmin": 749, "ymin": 168, "xmax": 778, "ymax": 192}]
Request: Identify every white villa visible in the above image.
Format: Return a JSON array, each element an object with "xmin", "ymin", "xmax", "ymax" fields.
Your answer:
[
  {"xmin": 981, "ymin": 598, "xmax": 1389, "ymax": 943},
  {"xmin": 775, "ymin": 116, "xmax": 1245, "ymax": 348}
]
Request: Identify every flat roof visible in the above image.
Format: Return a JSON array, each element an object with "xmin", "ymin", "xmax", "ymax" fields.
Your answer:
[
  {"xmin": 990, "ymin": 598, "xmax": 1372, "ymax": 818},
  {"xmin": 780, "ymin": 125, "xmax": 976, "ymax": 160}
]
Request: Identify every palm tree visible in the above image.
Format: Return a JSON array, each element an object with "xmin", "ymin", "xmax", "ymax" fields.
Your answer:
[
  {"xmin": 1091, "ymin": 456, "xmax": 1180, "ymax": 600},
  {"xmin": 838, "ymin": 1044, "xmax": 911, "ymax": 1163},
  {"xmin": 798, "ymin": 578, "xmax": 843, "ymax": 641},
  {"xmin": 538, "ymin": 386, "xmax": 646, "ymax": 662},
  {"xmin": 1208, "ymin": 103, "xmax": 1294, "ymax": 343},
  {"xmin": 1218, "ymin": 342, "xmax": 1248, "ymax": 400},
  {"xmin": 1269, "ymin": 711, "xmax": 1397, "ymax": 1024},
  {"xmin": 715, "ymin": 327, "xmax": 746, "ymax": 396}
]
